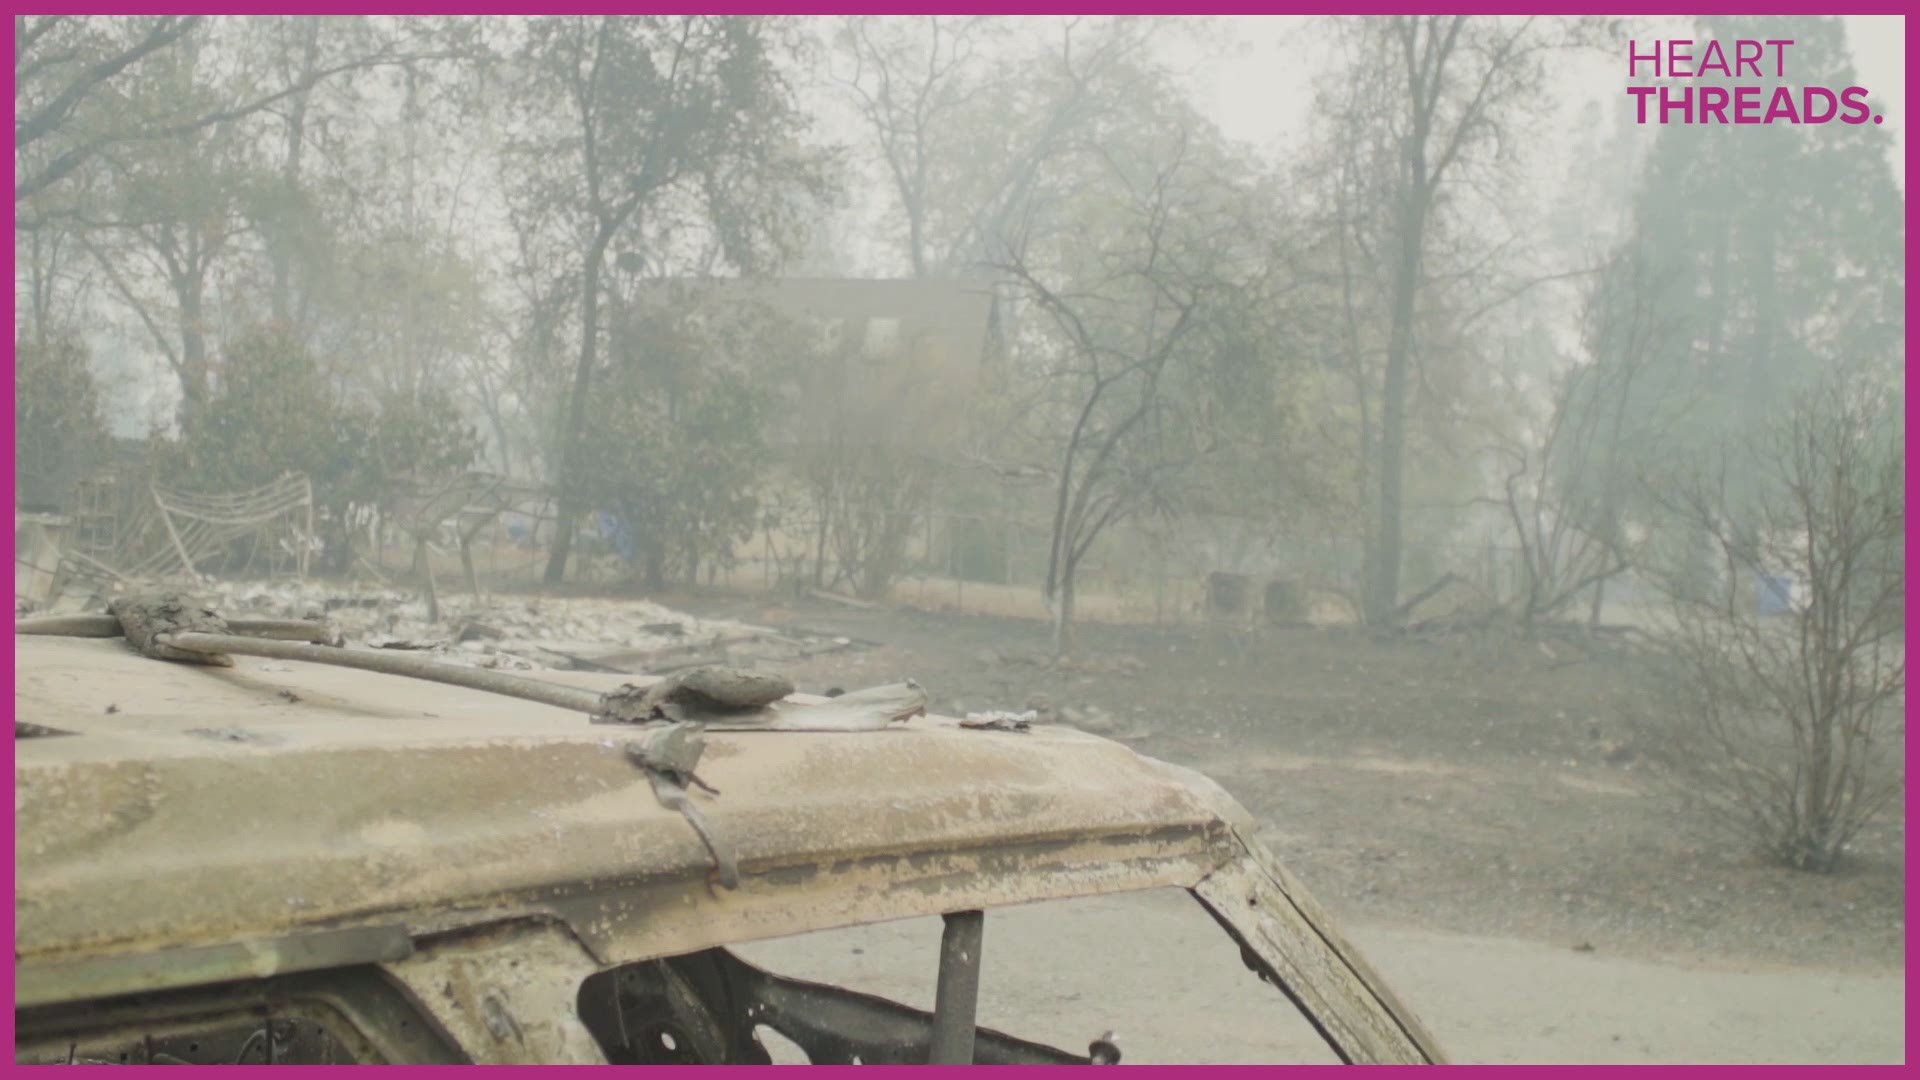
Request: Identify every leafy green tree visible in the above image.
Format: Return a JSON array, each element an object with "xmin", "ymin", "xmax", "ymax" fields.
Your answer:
[
  {"xmin": 162, "ymin": 327, "xmax": 339, "ymax": 493},
  {"xmin": 339, "ymin": 388, "xmax": 486, "ymax": 508},
  {"xmin": 577, "ymin": 307, "xmax": 777, "ymax": 588},
  {"xmin": 14, "ymin": 338, "xmax": 109, "ymax": 510},
  {"xmin": 504, "ymin": 16, "xmax": 831, "ymax": 584}
]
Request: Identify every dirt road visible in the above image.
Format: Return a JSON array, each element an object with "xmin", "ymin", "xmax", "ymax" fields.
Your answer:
[
  {"xmin": 734, "ymin": 889, "xmax": 1905, "ymax": 1064},
  {"xmin": 659, "ymin": 593, "xmax": 1903, "ymax": 974}
]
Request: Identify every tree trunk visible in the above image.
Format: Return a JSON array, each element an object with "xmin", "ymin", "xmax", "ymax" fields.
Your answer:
[
  {"xmin": 643, "ymin": 541, "xmax": 666, "ymax": 591},
  {"xmin": 177, "ymin": 285, "xmax": 210, "ymax": 432},
  {"xmin": 414, "ymin": 536, "xmax": 440, "ymax": 624},
  {"xmin": 270, "ymin": 23, "xmax": 320, "ymax": 325},
  {"xmin": 460, "ymin": 531, "xmax": 481, "ymax": 600},
  {"xmin": 812, "ymin": 487, "xmax": 832, "ymax": 588},
  {"xmin": 1364, "ymin": 185, "xmax": 1428, "ymax": 625},
  {"xmin": 27, "ymin": 230, "xmax": 55, "ymax": 349},
  {"xmin": 543, "ymin": 229, "xmax": 613, "ymax": 584},
  {"xmin": 1050, "ymin": 562, "xmax": 1077, "ymax": 658}
]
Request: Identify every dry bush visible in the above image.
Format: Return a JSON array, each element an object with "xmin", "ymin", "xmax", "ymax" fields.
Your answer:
[{"xmin": 1644, "ymin": 378, "xmax": 1904, "ymax": 872}]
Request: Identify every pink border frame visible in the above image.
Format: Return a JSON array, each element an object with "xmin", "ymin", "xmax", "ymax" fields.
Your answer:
[{"xmin": 3, "ymin": 9, "xmax": 1911, "ymax": 1071}]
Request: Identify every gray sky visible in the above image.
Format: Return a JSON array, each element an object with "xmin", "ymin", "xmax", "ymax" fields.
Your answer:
[
  {"xmin": 65, "ymin": 15, "xmax": 1910, "ymax": 435},
  {"xmin": 1186, "ymin": 15, "xmax": 1904, "ymax": 189}
]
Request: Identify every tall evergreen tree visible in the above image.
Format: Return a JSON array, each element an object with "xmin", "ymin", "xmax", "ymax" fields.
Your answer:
[
  {"xmin": 1579, "ymin": 15, "xmax": 1903, "ymax": 579},
  {"xmin": 1603, "ymin": 16, "xmax": 1902, "ymax": 452}
]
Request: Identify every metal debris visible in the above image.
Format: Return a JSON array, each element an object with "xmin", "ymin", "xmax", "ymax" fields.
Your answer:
[
  {"xmin": 594, "ymin": 667, "xmax": 796, "ymax": 725},
  {"xmin": 622, "ymin": 724, "xmax": 737, "ymax": 890},
  {"xmin": 621, "ymin": 722, "xmax": 710, "ymax": 784},
  {"xmin": 593, "ymin": 674, "xmax": 927, "ymax": 733},
  {"xmin": 960, "ymin": 710, "xmax": 1036, "ymax": 733},
  {"xmin": 707, "ymin": 681, "xmax": 928, "ymax": 732},
  {"xmin": 106, "ymin": 592, "xmax": 235, "ymax": 666}
]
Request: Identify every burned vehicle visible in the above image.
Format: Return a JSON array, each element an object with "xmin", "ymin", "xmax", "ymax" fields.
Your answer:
[{"xmin": 14, "ymin": 603, "xmax": 1444, "ymax": 1065}]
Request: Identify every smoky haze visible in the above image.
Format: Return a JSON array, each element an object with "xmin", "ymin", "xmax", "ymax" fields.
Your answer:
[{"xmin": 12, "ymin": 14, "xmax": 1907, "ymax": 1065}]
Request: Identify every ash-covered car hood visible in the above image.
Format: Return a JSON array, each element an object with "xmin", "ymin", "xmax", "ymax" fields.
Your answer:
[{"xmin": 16, "ymin": 634, "xmax": 1247, "ymax": 975}]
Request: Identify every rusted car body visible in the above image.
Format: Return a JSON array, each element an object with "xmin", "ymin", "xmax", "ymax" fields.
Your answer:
[{"xmin": 14, "ymin": 633, "xmax": 1444, "ymax": 1064}]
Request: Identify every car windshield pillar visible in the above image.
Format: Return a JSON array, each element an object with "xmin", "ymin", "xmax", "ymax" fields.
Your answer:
[{"xmin": 927, "ymin": 910, "xmax": 986, "ymax": 1064}]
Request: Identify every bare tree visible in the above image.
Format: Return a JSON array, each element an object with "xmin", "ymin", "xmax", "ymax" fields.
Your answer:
[
  {"xmin": 789, "ymin": 328, "xmax": 943, "ymax": 599},
  {"xmin": 29, "ymin": 18, "xmax": 488, "ymax": 430},
  {"xmin": 1645, "ymin": 376, "xmax": 1904, "ymax": 872},
  {"xmin": 834, "ymin": 17, "xmax": 1169, "ymax": 278},
  {"xmin": 1001, "ymin": 130, "xmax": 1231, "ymax": 655},
  {"xmin": 71, "ymin": 41, "xmax": 258, "ymax": 431},
  {"xmin": 1486, "ymin": 369, "xmax": 1633, "ymax": 628},
  {"xmin": 17, "ymin": 216, "xmax": 97, "ymax": 349},
  {"xmin": 1320, "ymin": 16, "xmax": 1597, "ymax": 624},
  {"xmin": 1291, "ymin": 85, "xmax": 1398, "ymax": 605},
  {"xmin": 1485, "ymin": 245, "xmax": 1682, "ymax": 626},
  {"xmin": 820, "ymin": 18, "xmax": 1166, "ymax": 603},
  {"xmin": 15, "ymin": 15, "xmax": 203, "ymax": 203},
  {"xmin": 832, "ymin": 16, "xmax": 998, "ymax": 278},
  {"xmin": 14, "ymin": 16, "xmax": 463, "ymax": 209}
]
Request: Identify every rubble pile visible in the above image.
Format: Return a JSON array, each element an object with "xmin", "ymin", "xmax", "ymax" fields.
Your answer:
[{"xmin": 179, "ymin": 580, "xmax": 861, "ymax": 675}]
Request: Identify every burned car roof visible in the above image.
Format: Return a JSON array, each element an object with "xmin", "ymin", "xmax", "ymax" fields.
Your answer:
[
  {"xmin": 16, "ymin": 635, "xmax": 1247, "ymax": 990},
  {"xmin": 15, "ymin": 632, "xmax": 1447, "ymax": 1064}
]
